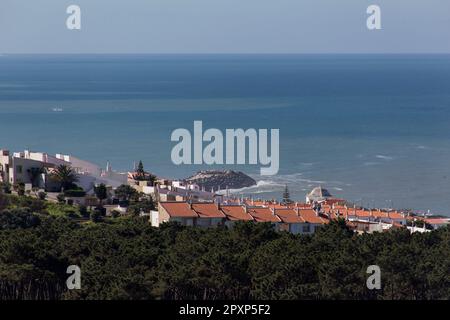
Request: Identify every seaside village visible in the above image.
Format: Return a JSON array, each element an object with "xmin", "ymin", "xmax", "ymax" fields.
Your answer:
[{"xmin": 1, "ymin": 148, "xmax": 449, "ymax": 235}]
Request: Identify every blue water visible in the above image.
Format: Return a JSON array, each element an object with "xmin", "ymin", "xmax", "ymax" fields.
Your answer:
[{"xmin": 0, "ymin": 54, "xmax": 450, "ymax": 214}]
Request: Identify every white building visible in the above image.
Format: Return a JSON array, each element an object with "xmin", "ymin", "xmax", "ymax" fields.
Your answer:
[{"xmin": 306, "ymin": 186, "xmax": 333, "ymax": 204}]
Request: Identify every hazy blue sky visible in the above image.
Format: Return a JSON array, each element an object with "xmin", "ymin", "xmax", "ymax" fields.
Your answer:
[{"xmin": 1, "ymin": 0, "xmax": 449, "ymax": 53}]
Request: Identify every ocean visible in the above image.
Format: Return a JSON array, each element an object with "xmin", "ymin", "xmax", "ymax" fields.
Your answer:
[{"xmin": 0, "ymin": 54, "xmax": 449, "ymax": 214}]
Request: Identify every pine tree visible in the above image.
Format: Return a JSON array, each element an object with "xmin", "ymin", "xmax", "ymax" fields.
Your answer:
[
  {"xmin": 136, "ymin": 160, "xmax": 145, "ymax": 180},
  {"xmin": 282, "ymin": 185, "xmax": 292, "ymax": 204}
]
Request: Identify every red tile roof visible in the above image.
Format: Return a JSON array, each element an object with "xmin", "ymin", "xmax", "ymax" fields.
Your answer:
[
  {"xmin": 298, "ymin": 209, "xmax": 328, "ymax": 224},
  {"xmin": 247, "ymin": 207, "xmax": 281, "ymax": 223},
  {"xmin": 220, "ymin": 205, "xmax": 254, "ymax": 221},
  {"xmin": 425, "ymin": 218, "xmax": 449, "ymax": 225},
  {"xmin": 388, "ymin": 211, "xmax": 405, "ymax": 220},
  {"xmin": 159, "ymin": 202, "xmax": 198, "ymax": 218},
  {"xmin": 192, "ymin": 203, "xmax": 226, "ymax": 218},
  {"xmin": 274, "ymin": 209, "xmax": 305, "ymax": 223}
]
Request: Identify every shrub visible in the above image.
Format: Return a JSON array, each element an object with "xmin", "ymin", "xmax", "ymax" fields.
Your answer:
[
  {"xmin": 38, "ymin": 191, "xmax": 47, "ymax": 200},
  {"xmin": 57, "ymin": 193, "xmax": 65, "ymax": 203},
  {"xmin": 90, "ymin": 210, "xmax": 103, "ymax": 223},
  {"xmin": 0, "ymin": 182, "xmax": 11, "ymax": 194},
  {"xmin": 64, "ymin": 189, "xmax": 86, "ymax": 197},
  {"xmin": 66, "ymin": 210, "xmax": 80, "ymax": 219},
  {"xmin": 79, "ymin": 205, "xmax": 89, "ymax": 218},
  {"xmin": 110, "ymin": 209, "xmax": 121, "ymax": 218},
  {"xmin": 14, "ymin": 183, "xmax": 25, "ymax": 196},
  {"xmin": 95, "ymin": 206, "xmax": 106, "ymax": 216},
  {"xmin": 0, "ymin": 208, "xmax": 41, "ymax": 229}
]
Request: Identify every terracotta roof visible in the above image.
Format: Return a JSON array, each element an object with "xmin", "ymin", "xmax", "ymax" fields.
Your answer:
[
  {"xmin": 192, "ymin": 203, "xmax": 226, "ymax": 218},
  {"xmin": 159, "ymin": 202, "xmax": 198, "ymax": 218},
  {"xmin": 424, "ymin": 218, "xmax": 449, "ymax": 225},
  {"xmin": 220, "ymin": 205, "xmax": 254, "ymax": 221},
  {"xmin": 266, "ymin": 203, "xmax": 290, "ymax": 209},
  {"xmin": 388, "ymin": 211, "xmax": 405, "ymax": 220},
  {"xmin": 247, "ymin": 207, "xmax": 281, "ymax": 223},
  {"xmin": 371, "ymin": 210, "xmax": 388, "ymax": 219},
  {"xmin": 274, "ymin": 209, "xmax": 305, "ymax": 223},
  {"xmin": 298, "ymin": 209, "xmax": 328, "ymax": 224},
  {"xmin": 323, "ymin": 198, "xmax": 346, "ymax": 205},
  {"xmin": 356, "ymin": 210, "xmax": 372, "ymax": 218}
]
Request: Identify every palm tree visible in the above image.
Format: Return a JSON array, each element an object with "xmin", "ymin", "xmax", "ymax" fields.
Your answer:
[
  {"xmin": 94, "ymin": 183, "xmax": 108, "ymax": 207},
  {"xmin": 51, "ymin": 164, "xmax": 78, "ymax": 192}
]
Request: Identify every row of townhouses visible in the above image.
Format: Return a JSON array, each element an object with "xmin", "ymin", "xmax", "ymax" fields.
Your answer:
[
  {"xmin": 153, "ymin": 201, "xmax": 328, "ymax": 235},
  {"xmin": 153, "ymin": 198, "xmax": 449, "ymax": 234}
]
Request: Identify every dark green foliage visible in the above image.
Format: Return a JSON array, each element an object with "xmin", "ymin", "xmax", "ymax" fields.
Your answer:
[
  {"xmin": 0, "ymin": 182, "xmax": 12, "ymax": 194},
  {"xmin": 136, "ymin": 160, "xmax": 145, "ymax": 180},
  {"xmin": 13, "ymin": 182, "xmax": 25, "ymax": 196},
  {"xmin": 90, "ymin": 209, "xmax": 103, "ymax": 223},
  {"xmin": 56, "ymin": 193, "xmax": 65, "ymax": 203},
  {"xmin": 0, "ymin": 208, "xmax": 41, "ymax": 229},
  {"xmin": 0, "ymin": 195, "xmax": 448, "ymax": 300},
  {"xmin": 115, "ymin": 184, "xmax": 138, "ymax": 201},
  {"xmin": 110, "ymin": 210, "xmax": 121, "ymax": 218},
  {"xmin": 128, "ymin": 196, "xmax": 155, "ymax": 216},
  {"xmin": 79, "ymin": 205, "xmax": 89, "ymax": 218},
  {"xmin": 282, "ymin": 185, "xmax": 292, "ymax": 205},
  {"xmin": 94, "ymin": 183, "xmax": 108, "ymax": 205},
  {"xmin": 135, "ymin": 160, "xmax": 156, "ymax": 183},
  {"xmin": 64, "ymin": 189, "xmax": 86, "ymax": 197},
  {"xmin": 50, "ymin": 164, "xmax": 78, "ymax": 191}
]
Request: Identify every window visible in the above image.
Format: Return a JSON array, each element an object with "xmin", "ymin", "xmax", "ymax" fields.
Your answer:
[
  {"xmin": 302, "ymin": 224, "xmax": 311, "ymax": 233},
  {"xmin": 16, "ymin": 165, "xmax": 23, "ymax": 174}
]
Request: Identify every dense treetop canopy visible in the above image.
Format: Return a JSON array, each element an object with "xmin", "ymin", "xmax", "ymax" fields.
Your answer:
[{"xmin": 0, "ymin": 192, "xmax": 448, "ymax": 300}]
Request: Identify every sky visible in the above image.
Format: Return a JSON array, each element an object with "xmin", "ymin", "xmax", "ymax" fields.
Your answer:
[{"xmin": 0, "ymin": 0, "xmax": 449, "ymax": 54}]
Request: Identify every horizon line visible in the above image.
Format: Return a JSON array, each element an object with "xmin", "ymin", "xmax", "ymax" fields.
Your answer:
[{"xmin": 2, "ymin": 52, "xmax": 450, "ymax": 56}]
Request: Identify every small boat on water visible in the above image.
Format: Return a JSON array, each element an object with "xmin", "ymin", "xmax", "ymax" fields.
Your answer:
[{"xmin": 52, "ymin": 107, "xmax": 64, "ymax": 112}]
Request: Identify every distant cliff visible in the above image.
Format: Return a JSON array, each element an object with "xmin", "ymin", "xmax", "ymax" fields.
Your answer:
[{"xmin": 184, "ymin": 170, "xmax": 256, "ymax": 191}]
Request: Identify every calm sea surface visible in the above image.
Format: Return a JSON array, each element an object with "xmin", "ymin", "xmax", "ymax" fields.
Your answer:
[{"xmin": 0, "ymin": 54, "xmax": 449, "ymax": 214}]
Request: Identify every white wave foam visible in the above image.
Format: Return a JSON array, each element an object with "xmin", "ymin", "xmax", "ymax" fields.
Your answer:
[
  {"xmin": 216, "ymin": 180, "xmax": 284, "ymax": 195},
  {"xmin": 376, "ymin": 155, "xmax": 394, "ymax": 160}
]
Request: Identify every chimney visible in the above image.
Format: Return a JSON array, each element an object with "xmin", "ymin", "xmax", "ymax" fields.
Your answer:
[
  {"xmin": 295, "ymin": 207, "xmax": 300, "ymax": 216},
  {"xmin": 314, "ymin": 206, "xmax": 319, "ymax": 217},
  {"xmin": 244, "ymin": 204, "xmax": 248, "ymax": 214},
  {"xmin": 270, "ymin": 207, "xmax": 275, "ymax": 215}
]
